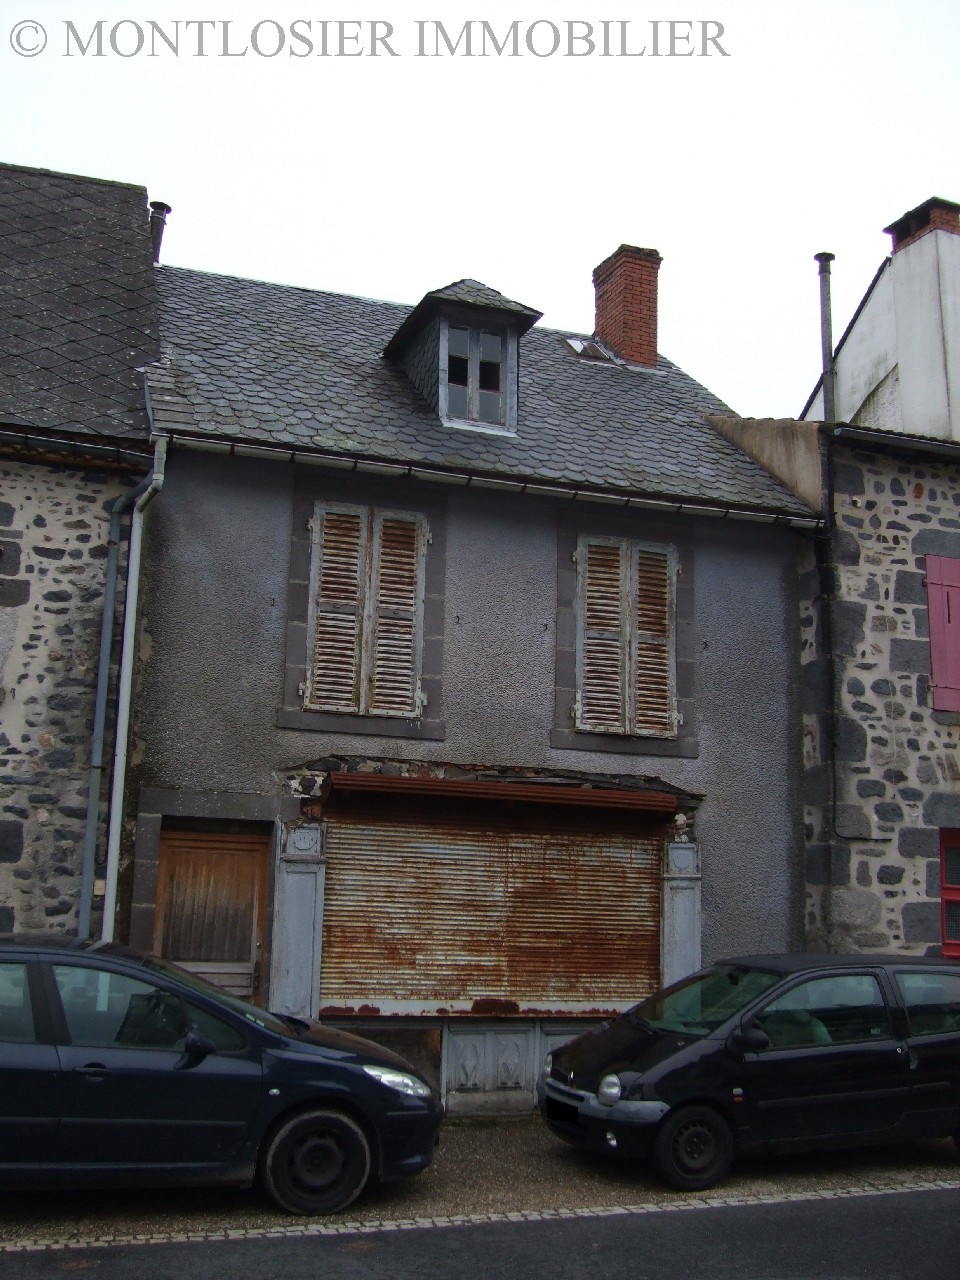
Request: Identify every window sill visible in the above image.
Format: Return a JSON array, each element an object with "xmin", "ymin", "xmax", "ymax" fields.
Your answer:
[
  {"xmin": 277, "ymin": 707, "xmax": 446, "ymax": 740},
  {"xmin": 442, "ymin": 416, "xmax": 517, "ymax": 438},
  {"xmin": 550, "ymin": 727, "xmax": 699, "ymax": 758}
]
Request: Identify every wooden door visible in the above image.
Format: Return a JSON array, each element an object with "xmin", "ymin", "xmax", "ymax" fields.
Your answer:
[{"xmin": 153, "ymin": 829, "xmax": 270, "ymax": 1002}]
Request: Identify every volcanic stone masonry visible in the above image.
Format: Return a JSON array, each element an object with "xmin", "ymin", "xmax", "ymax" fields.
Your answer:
[
  {"xmin": 0, "ymin": 461, "xmax": 132, "ymax": 935},
  {"xmin": 802, "ymin": 442, "xmax": 960, "ymax": 954}
]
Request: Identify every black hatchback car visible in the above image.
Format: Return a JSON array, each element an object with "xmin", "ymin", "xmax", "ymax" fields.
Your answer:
[
  {"xmin": 0, "ymin": 939, "xmax": 443, "ymax": 1214},
  {"xmin": 537, "ymin": 953, "xmax": 960, "ymax": 1191}
]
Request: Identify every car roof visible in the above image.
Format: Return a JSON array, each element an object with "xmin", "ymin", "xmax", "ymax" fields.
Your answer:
[
  {"xmin": 716, "ymin": 953, "xmax": 960, "ymax": 973},
  {"xmin": 0, "ymin": 936, "xmax": 146, "ymax": 961}
]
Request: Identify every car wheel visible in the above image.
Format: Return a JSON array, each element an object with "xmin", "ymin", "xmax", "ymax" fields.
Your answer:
[
  {"xmin": 651, "ymin": 1106, "xmax": 733, "ymax": 1192},
  {"xmin": 260, "ymin": 1109, "xmax": 372, "ymax": 1215}
]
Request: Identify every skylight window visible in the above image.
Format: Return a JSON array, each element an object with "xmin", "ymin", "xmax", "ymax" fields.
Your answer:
[{"xmin": 565, "ymin": 337, "xmax": 614, "ymax": 362}]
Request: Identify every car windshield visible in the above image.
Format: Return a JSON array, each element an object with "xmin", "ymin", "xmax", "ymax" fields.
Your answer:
[
  {"xmin": 141, "ymin": 955, "xmax": 290, "ymax": 1036},
  {"xmin": 626, "ymin": 964, "xmax": 782, "ymax": 1037}
]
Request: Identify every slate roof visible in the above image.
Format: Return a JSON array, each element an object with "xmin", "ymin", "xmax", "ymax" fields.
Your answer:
[
  {"xmin": 150, "ymin": 265, "xmax": 814, "ymax": 517},
  {"xmin": 0, "ymin": 163, "xmax": 160, "ymax": 439}
]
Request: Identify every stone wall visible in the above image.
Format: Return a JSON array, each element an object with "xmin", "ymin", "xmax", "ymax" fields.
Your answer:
[
  {"xmin": 0, "ymin": 458, "xmax": 133, "ymax": 935},
  {"xmin": 802, "ymin": 442, "xmax": 960, "ymax": 953}
]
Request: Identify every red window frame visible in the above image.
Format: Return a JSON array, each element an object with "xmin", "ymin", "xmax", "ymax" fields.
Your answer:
[
  {"xmin": 925, "ymin": 556, "xmax": 960, "ymax": 712},
  {"xmin": 941, "ymin": 829, "xmax": 960, "ymax": 958}
]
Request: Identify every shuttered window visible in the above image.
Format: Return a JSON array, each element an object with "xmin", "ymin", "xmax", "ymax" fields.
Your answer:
[
  {"xmin": 575, "ymin": 535, "xmax": 678, "ymax": 737},
  {"xmin": 926, "ymin": 556, "xmax": 960, "ymax": 713},
  {"xmin": 306, "ymin": 503, "xmax": 428, "ymax": 716}
]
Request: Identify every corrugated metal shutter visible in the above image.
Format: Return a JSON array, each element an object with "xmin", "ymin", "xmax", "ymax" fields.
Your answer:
[
  {"xmin": 926, "ymin": 555, "xmax": 960, "ymax": 712},
  {"xmin": 319, "ymin": 804, "xmax": 662, "ymax": 1015},
  {"xmin": 154, "ymin": 831, "xmax": 268, "ymax": 1000},
  {"xmin": 576, "ymin": 535, "xmax": 677, "ymax": 737}
]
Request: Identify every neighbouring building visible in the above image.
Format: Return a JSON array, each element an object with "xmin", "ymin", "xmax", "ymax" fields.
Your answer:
[
  {"xmin": 717, "ymin": 195, "xmax": 960, "ymax": 960},
  {"xmin": 0, "ymin": 163, "xmax": 159, "ymax": 938},
  {"xmin": 121, "ymin": 234, "xmax": 817, "ymax": 1110}
]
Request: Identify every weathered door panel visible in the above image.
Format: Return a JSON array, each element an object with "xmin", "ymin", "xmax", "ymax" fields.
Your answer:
[{"xmin": 154, "ymin": 831, "xmax": 269, "ymax": 1001}]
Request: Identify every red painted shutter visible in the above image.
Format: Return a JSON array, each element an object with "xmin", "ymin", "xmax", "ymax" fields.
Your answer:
[
  {"xmin": 577, "ymin": 539, "xmax": 628, "ymax": 732},
  {"xmin": 306, "ymin": 507, "xmax": 366, "ymax": 712},
  {"xmin": 926, "ymin": 556, "xmax": 960, "ymax": 712},
  {"xmin": 366, "ymin": 514, "xmax": 424, "ymax": 716}
]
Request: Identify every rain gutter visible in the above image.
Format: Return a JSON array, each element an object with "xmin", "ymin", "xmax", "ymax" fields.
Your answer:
[
  {"xmin": 100, "ymin": 428, "xmax": 167, "ymax": 942},
  {"xmin": 76, "ymin": 469, "xmax": 153, "ymax": 938},
  {"xmin": 157, "ymin": 429, "xmax": 821, "ymax": 529}
]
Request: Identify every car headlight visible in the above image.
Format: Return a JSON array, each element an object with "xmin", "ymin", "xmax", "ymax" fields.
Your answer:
[
  {"xmin": 362, "ymin": 1065, "xmax": 432, "ymax": 1097},
  {"xmin": 597, "ymin": 1073, "xmax": 622, "ymax": 1106},
  {"xmin": 543, "ymin": 1052, "xmax": 553, "ymax": 1076}
]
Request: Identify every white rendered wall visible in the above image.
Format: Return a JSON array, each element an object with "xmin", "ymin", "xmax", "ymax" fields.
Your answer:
[{"xmin": 804, "ymin": 229, "xmax": 960, "ymax": 440}]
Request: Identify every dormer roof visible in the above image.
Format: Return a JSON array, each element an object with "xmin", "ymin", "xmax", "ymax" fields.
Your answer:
[{"xmin": 383, "ymin": 278, "xmax": 542, "ymax": 360}]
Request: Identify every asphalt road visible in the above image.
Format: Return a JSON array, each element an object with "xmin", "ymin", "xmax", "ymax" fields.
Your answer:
[
  {"xmin": 2, "ymin": 1186, "xmax": 959, "ymax": 1279},
  {"xmin": 1, "ymin": 1117, "xmax": 959, "ymax": 1257}
]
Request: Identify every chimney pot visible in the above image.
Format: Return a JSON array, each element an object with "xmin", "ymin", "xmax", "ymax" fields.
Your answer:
[
  {"xmin": 883, "ymin": 196, "xmax": 960, "ymax": 254},
  {"xmin": 149, "ymin": 200, "xmax": 172, "ymax": 263},
  {"xmin": 592, "ymin": 244, "xmax": 662, "ymax": 368}
]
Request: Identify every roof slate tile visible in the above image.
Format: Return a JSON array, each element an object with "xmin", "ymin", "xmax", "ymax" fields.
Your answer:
[
  {"xmin": 0, "ymin": 162, "xmax": 160, "ymax": 439},
  {"xmin": 149, "ymin": 264, "xmax": 810, "ymax": 516}
]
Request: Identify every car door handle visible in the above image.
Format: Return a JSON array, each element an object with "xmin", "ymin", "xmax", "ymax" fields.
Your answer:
[{"xmin": 73, "ymin": 1063, "xmax": 109, "ymax": 1078}]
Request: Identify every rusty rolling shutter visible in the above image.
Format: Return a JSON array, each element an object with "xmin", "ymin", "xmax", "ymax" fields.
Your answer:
[
  {"xmin": 153, "ymin": 830, "xmax": 269, "ymax": 999},
  {"xmin": 319, "ymin": 805, "xmax": 662, "ymax": 1015},
  {"xmin": 633, "ymin": 546, "xmax": 677, "ymax": 736},
  {"xmin": 306, "ymin": 506, "xmax": 367, "ymax": 712},
  {"xmin": 577, "ymin": 538, "xmax": 628, "ymax": 732},
  {"xmin": 367, "ymin": 513, "xmax": 425, "ymax": 716}
]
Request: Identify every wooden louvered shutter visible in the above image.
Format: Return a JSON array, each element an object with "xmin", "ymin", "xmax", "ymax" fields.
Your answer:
[
  {"xmin": 633, "ymin": 547, "xmax": 677, "ymax": 736},
  {"xmin": 576, "ymin": 536, "xmax": 678, "ymax": 738},
  {"xmin": 577, "ymin": 538, "xmax": 628, "ymax": 732},
  {"xmin": 306, "ymin": 506, "xmax": 367, "ymax": 712},
  {"xmin": 926, "ymin": 556, "xmax": 960, "ymax": 712},
  {"xmin": 366, "ymin": 513, "xmax": 425, "ymax": 716}
]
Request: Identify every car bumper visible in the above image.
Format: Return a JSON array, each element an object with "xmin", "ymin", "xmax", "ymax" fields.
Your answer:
[
  {"xmin": 536, "ymin": 1076, "xmax": 669, "ymax": 1158},
  {"xmin": 377, "ymin": 1100, "xmax": 444, "ymax": 1181}
]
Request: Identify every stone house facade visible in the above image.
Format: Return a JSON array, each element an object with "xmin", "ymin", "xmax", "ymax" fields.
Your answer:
[
  {"xmin": 719, "ymin": 195, "xmax": 960, "ymax": 959},
  {"xmin": 123, "ymin": 236, "xmax": 817, "ymax": 1111},
  {"xmin": 0, "ymin": 164, "xmax": 159, "ymax": 938}
]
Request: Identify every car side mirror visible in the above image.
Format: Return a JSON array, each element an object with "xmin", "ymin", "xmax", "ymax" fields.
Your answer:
[
  {"xmin": 184, "ymin": 1030, "xmax": 218, "ymax": 1059},
  {"xmin": 731, "ymin": 1024, "xmax": 770, "ymax": 1053}
]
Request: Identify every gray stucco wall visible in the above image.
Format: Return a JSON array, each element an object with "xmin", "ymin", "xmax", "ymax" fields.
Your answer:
[{"xmin": 133, "ymin": 450, "xmax": 806, "ymax": 960}]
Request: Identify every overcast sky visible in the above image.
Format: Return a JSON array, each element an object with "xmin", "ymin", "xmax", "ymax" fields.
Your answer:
[{"xmin": 5, "ymin": 0, "xmax": 958, "ymax": 418}]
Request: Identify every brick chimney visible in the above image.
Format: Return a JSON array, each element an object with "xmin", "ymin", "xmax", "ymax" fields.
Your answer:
[
  {"xmin": 883, "ymin": 196, "xmax": 960, "ymax": 254},
  {"xmin": 592, "ymin": 244, "xmax": 662, "ymax": 367}
]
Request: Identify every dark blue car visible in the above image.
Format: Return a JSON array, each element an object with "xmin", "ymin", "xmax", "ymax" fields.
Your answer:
[{"xmin": 0, "ymin": 939, "xmax": 442, "ymax": 1213}]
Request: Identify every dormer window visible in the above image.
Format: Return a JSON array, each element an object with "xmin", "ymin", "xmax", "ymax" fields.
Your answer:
[
  {"xmin": 383, "ymin": 277, "xmax": 542, "ymax": 437},
  {"xmin": 445, "ymin": 326, "xmax": 505, "ymax": 426}
]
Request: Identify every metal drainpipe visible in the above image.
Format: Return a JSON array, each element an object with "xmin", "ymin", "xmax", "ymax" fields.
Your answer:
[
  {"xmin": 100, "ymin": 433, "xmax": 167, "ymax": 942},
  {"xmin": 76, "ymin": 473, "xmax": 153, "ymax": 939},
  {"xmin": 815, "ymin": 252, "xmax": 837, "ymax": 422}
]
